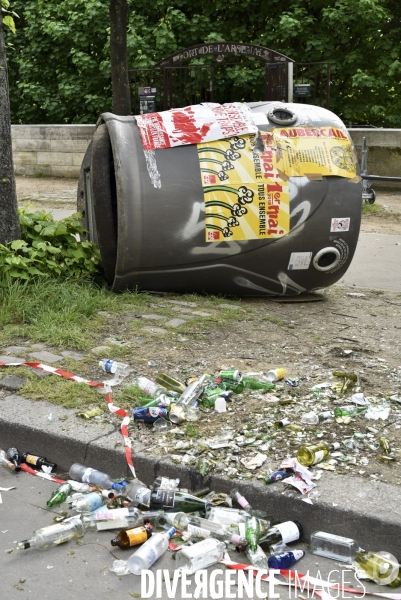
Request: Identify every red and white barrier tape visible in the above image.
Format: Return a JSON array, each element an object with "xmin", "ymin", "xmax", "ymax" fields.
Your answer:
[
  {"xmin": 221, "ymin": 559, "xmax": 401, "ymax": 600},
  {"xmin": 0, "ymin": 361, "xmax": 136, "ymax": 479}
]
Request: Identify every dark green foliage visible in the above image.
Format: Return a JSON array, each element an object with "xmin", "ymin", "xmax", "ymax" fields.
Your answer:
[
  {"xmin": 5, "ymin": 0, "xmax": 401, "ymax": 126},
  {"xmin": 0, "ymin": 209, "xmax": 101, "ymax": 282}
]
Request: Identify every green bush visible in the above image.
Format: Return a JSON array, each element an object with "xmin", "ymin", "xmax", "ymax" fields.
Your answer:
[{"xmin": 0, "ymin": 209, "xmax": 102, "ymax": 283}]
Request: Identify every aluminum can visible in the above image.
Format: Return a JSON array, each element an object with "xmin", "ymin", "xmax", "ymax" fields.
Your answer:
[
  {"xmin": 169, "ymin": 403, "xmax": 186, "ymax": 424},
  {"xmin": 132, "ymin": 406, "xmax": 167, "ymax": 424},
  {"xmin": 265, "ymin": 368, "xmax": 286, "ymax": 382},
  {"xmin": 219, "ymin": 369, "xmax": 242, "ymax": 382}
]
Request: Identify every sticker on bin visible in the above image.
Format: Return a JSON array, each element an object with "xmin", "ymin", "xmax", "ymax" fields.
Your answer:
[
  {"xmin": 288, "ymin": 252, "xmax": 312, "ymax": 270},
  {"xmin": 134, "ymin": 103, "xmax": 258, "ymax": 150},
  {"xmin": 331, "ymin": 217, "xmax": 350, "ymax": 232}
]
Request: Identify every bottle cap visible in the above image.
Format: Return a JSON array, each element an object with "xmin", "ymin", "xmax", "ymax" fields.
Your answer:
[{"xmin": 164, "ymin": 526, "xmax": 176, "ymax": 537}]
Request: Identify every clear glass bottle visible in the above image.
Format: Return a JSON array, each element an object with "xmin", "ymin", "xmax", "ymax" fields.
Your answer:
[
  {"xmin": 0, "ymin": 448, "xmax": 17, "ymax": 471},
  {"xmin": 206, "ymin": 506, "xmax": 250, "ymax": 527},
  {"xmin": 152, "ymin": 476, "xmax": 180, "ymax": 491},
  {"xmin": 176, "ymin": 374, "xmax": 206, "ymax": 407},
  {"xmin": 17, "ymin": 516, "xmax": 84, "ymax": 550},
  {"xmin": 131, "ymin": 376, "xmax": 168, "ymax": 398},
  {"xmin": 176, "ymin": 538, "xmax": 227, "ymax": 574},
  {"xmin": 310, "ymin": 531, "xmax": 360, "ymax": 563},
  {"xmin": 297, "ymin": 442, "xmax": 341, "ymax": 466},
  {"xmin": 230, "ymin": 488, "xmax": 252, "ymax": 512},
  {"xmin": 127, "ymin": 527, "xmax": 176, "ymax": 575},
  {"xmin": 246, "ymin": 545, "xmax": 268, "ymax": 569}
]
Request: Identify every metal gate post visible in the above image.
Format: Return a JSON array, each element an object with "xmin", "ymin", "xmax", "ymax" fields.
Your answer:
[{"xmin": 287, "ymin": 62, "xmax": 293, "ymax": 102}]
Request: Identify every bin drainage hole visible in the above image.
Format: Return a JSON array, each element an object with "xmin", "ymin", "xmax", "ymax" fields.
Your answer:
[{"xmin": 313, "ymin": 247, "xmax": 341, "ymax": 271}]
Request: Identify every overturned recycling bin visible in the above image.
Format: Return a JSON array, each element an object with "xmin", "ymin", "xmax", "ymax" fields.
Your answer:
[{"xmin": 78, "ymin": 102, "xmax": 362, "ymax": 296}]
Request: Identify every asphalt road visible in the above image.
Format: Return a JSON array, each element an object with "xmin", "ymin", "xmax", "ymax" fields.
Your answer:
[{"xmin": 0, "ymin": 467, "xmax": 386, "ymax": 600}]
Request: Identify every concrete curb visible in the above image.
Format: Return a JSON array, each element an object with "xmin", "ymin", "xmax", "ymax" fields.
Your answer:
[{"xmin": 0, "ymin": 393, "xmax": 400, "ymax": 556}]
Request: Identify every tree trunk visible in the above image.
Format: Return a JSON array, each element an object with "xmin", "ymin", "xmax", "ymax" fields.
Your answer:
[
  {"xmin": 110, "ymin": 0, "xmax": 131, "ymax": 116},
  {"xmin": 0, "ymin": 15, "xmax": 20, "ymax": 245}
]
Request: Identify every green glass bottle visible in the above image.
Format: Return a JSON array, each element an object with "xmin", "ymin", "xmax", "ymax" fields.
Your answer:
[
  {"xmin": 149, "ymin": 490, "xmax": 207, "ymax": 515},
  {"xmin": 241, "ymin": 376, "xmax": 275, "ymax": 391},
  {"xmin": 220, "ymin": 379, "xmax": 244, "ymax": 394},
  {"xmin": 355, "ymin": 551, "xmax": 401, "ymax": 587},
  {"xmin": 245, "ymin": 516, "xmax": 261, "ymax": 551},
  {"xmin": 297, "ymin": 442, "xmax": 340, "ymax": 467},
  {"xmin": 155, "ymin": 373, "xmax": 186, "ymax": 394},
  {"xmin": 46, "ymin": 482, "xmax": 73, "ymax": 507}
]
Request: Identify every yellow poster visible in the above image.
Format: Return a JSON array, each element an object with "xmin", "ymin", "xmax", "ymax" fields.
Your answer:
[
  {"xmin": 198, "ymin": 135, "xmax": 290, "ymax": 242},
  {"xmin": 266, "ymin": 127, "xmax": 357, "ymax": 178}
]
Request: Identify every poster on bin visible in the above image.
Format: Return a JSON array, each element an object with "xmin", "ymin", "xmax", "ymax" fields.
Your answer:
[
  {"xmin": 198, "ymin": 133, "xmax": 290, "ymax": 243},
  {"xmin": 134, "ymin": 103, "xmax": 258, "ymax": 150}
]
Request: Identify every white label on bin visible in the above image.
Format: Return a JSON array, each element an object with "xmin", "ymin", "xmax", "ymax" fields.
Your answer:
[
  {"xmin": 288, "ymin": 252, "xmax": 312, "ymax": 270},
  {"xmin": 251, "ymin": 112, "xmax": 269, "ymax": 125},
  {"xmin": 275, "ymin": 521, "xmax": 300, "ymax": 543},
  {"xmin": 331, "ymin": 218, "xmax": 350, "ymax": 232}
]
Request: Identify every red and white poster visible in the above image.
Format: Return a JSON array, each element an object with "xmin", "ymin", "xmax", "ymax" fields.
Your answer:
[{"xmin": 134, "ymin": 103, "xmax": 258, "ymax": 150}]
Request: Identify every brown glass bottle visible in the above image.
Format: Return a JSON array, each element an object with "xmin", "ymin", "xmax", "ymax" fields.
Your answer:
[{"xmin": 110, "ymin": 525, "xmax": 152, "ymax": 549}]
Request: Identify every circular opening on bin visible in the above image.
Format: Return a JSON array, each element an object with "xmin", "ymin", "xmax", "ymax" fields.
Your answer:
[
  {"xmin": 313, "ymin": 247, "xmax": 341, "ymax": 271},
  {"xmin": 267, "ymin": 108, "xmax": 297, "ymax": 126}
]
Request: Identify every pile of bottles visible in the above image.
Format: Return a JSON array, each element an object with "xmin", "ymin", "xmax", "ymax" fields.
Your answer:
[
  {"xmin": 114, "ymin": 364, "xmax": 286, "ymax": 428},
  {"xmin": 7, "ymin": 460, "xmax": 400, "ymax": 586}
]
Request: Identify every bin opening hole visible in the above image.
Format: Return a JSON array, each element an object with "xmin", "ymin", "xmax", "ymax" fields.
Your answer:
[
  {"xmin": 267, "ymin": 108, "xmax": 297, "ymax": 126},
  {"xmin": 318, "ymin": 252, "xmax": 337, "ymax": 268},
  {"xmin": 313, "ymin": 247, "xmax": 341, "ymax": 272}
]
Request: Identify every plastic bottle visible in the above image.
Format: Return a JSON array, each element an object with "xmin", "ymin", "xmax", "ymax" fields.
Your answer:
[
  {"xmin": 68, "ymin": 463, "xmax": 127, "ymax": 491},
  {"xmin": 297, "ymin": 442, "xmax": 341, "ymax": 467},
  {"xmin": 99, "ymin": 359, "xmax": 130, "ymax": 376},
  {"xmin": 21, "ymin": 452, "xmax": 56, "ymax": 472},
  {"xmin": 17, "ymin": 516, "xmax": 84, "ymax": 550},
  {"xmin": 127, "ymin": 527, "xmax": 176, "ymax": 575},
  {"xmin": 0, "ymin": 448, "xmax": 16, "ymax": 471},
  {"xmin": 309, "ymin": 531, "xmax": 360, "ymax": 563},
  {"xmin": 111, "ymin": 525, "xmax": 152, "ymax": 549},
  {"xmin": 176, "ymin": 538, "xmax": 227, "ymax": 574},
  {"xmin": 6, "ymin": 447, "xmax": 21, "ymax": 470},
  {"xmin": 268, "ymin": 549, "xmax": 305, "ymax": 569}
]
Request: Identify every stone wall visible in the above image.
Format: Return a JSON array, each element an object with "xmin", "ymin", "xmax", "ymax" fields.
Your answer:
[
  {"xmin": 11, "ymin": 124, "xmax": 401, "ymax": 187},
  {"xmin": 11, "ymin": 124, "xmax": 95, "ymax": 178}
]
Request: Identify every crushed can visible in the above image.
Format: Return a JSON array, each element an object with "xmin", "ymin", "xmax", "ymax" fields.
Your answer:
[{"xmin": 132, "ymin": 406, "xmax": 168, "ymax": 424}]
